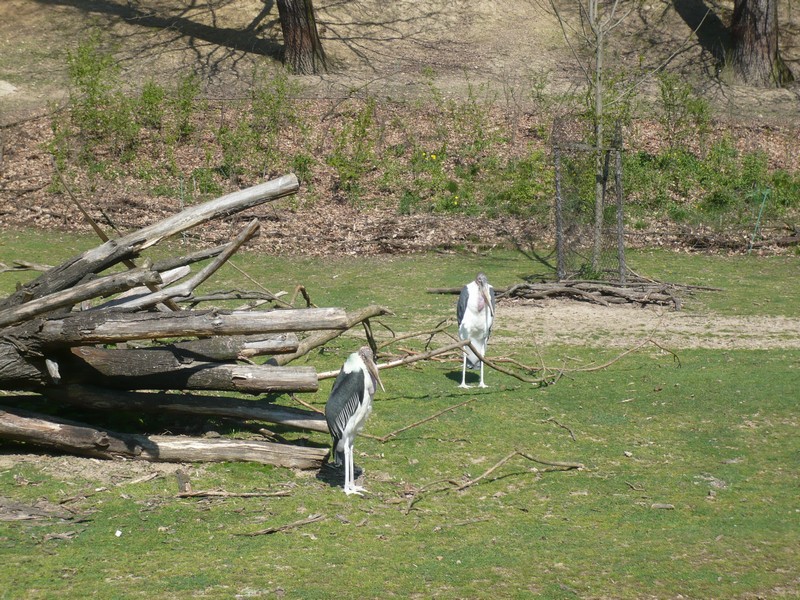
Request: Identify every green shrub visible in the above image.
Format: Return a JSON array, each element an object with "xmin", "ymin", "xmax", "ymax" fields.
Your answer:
[
  {"xmin": 656, "ymin": 71, "xmax": 711, "ymax": 148},
  {"xmin": 327, "ymin": 97, "xmax": 379, "ymax": 199},
  {"xmin": 65, "ymin": 32, "xmax": 140, "ymax": 158},
  {"xmin": 138, "ymin": 80, "xmax": 166, "ymax": 129},
  {"xmin": 171, "ymin": 73, "xmax": 201, "ymax": 140}
]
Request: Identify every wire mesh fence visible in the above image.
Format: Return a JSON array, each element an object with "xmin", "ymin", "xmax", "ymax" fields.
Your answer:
[{"xmin": 553, "ymin": 118, "xmax": 626, "ymax": 284}]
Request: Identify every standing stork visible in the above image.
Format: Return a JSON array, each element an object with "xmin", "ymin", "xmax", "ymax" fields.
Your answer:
[
  {"xmin": 324, "ymin": 346, "xmax": 384, "ymax": 495},
  {"xmin": 457, "ymin": 272, "xmax": 495, "ymax": 388}
]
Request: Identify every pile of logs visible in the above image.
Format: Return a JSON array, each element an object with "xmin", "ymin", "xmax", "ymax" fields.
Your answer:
[
  {"xmin": 430, "ymin": 277, "xmax": 696, "ymax": 310},
  {"xmin": 0, "ymin": 174, "xmax": 375, "ymax": 470}
]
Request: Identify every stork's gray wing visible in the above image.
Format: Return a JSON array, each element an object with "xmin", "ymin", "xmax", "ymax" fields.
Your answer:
[
  {"xmin": 325, "ymin": 368, "xmax": 365, "ymax": 438},
  {"xmin": 456, "ymin": 285, "xmax": 469, "ymax": 325}
]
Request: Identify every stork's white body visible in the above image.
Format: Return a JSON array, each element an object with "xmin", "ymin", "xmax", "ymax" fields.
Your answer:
[{"xmin": 457, "ymin": 277, "xmax": 495, "ymax": 388}]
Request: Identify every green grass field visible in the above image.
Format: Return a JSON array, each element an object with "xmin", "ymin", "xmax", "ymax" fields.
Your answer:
[{"xmin": 1, "ymin": 230, "xmax": 798, "ymax": 599}]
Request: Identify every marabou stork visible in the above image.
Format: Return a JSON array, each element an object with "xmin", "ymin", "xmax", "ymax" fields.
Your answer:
[
  {"xmin": 324, "ymin": 346, "xmax": 384, "ymax": 495},
  {"xmin": 456, "ymin": 272, "xmax": 495, "ymax": 388}
]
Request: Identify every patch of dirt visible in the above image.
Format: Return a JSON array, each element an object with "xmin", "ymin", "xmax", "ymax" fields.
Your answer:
[
  {"xmin": 498, "ymin": 298, "xmax": 800, "ymax": 350},
  {"xmin": 0, "ymin": 451, "xmax": 204, "ymax": 488}
]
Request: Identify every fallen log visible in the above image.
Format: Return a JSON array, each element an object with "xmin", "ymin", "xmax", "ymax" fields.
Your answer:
[
  {"xmin": 63, "ymin": 346, "xmax": 319, "ymax": 392},
  {"xmin": 0, "ymin": 405, "xmax": 326, "ymax": 469},
  {"xmin": 36, "ymin": 307, "xmax": 348, "ymax": 346},
  {"xmin": 168, "ymin": 334, "xmax": 299, "ymax": 360}
]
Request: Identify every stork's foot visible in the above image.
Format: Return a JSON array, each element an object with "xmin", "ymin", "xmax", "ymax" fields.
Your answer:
[
  {"xmin": 344, "ymin": 486, "xmax": 366, "ymax": 496},
  {"xmin": 458, "ymin": 383, "xmax": 471, "ymax": 389},
  {"xmin": 478, "ymin": 383, "xmax": 488, "ymax": 388}
]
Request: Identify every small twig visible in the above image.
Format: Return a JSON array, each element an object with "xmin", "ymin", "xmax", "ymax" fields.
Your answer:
[
  {"xmin": 456, "ymin": 450, "xmax": 522, "ymax": 491},
  {"xmin": 543, "ymin": 417, "xmax": 576, "ymax": 441},
  {"xmin": 236, "ymin": 513, "xmax": 326, "ymax": 536},
  {"xmin": 317, "ymin": 340, "xmax": 471, "ymax": 380},
  {"xmin": 289, "ymin": 393, "xmax": 325, "ymax": 415}
]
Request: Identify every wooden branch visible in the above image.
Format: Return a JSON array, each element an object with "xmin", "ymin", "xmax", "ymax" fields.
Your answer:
[
  {"xmin": 0, "ymin": 405, "xmax": 327, "ymax": 468},
  {"xmin": 456, "ymin": 450, "xmax": 584, "ymax": 491},
  {"xmin": 52, "ymin": 156, "xmax": 182, "ymax": 312},
  {"xmin": 317, "ymin": 339, "xmax": 471, "ymax": 380},
  {"xmin": 40, "ymin": 385, "xmax": 329, "ymax": 432},
  {"xmin": 65, "ymin": 346, "xmax": 319, "ymax": 393},
  {"xmin": 37, "ymin": 307, "xmax": 348, "ymax": 346},
  {"xmin": 269, "ymin": 305, "xmax": 392, "ymax": 366},
  {"xmin": 167, "ymin": 333, "xmax": 300, "ymax": 360},
  {"xmin": 367, "ymin": 398, "xmax": 476, "ymax": 443},
  {"xmin": 403, "ymin": 450, "xmax": 584, "ymax": 513},
  {"xmin": 237, "ymin": 513, "xmax": 326, "ymax": 536},
  {"xmin": 151, "ymin": 245, "xmax": 227, "ymax": 273},
  {"xmin": 109, "ymin": 219, "xmax": 260, "ymax": 311},
  {"xmin": 0, "ymin": 174, "xmax": 299, "ymax": 310},
  {"xmin": 0, "ymin": 265, "xmax": 162, "ymax": 328},
  {"xmin": 0, "ymin": 260, "xmax": 53, "ymax": 274},
  {"xmin": 177, "ymin": 489, "xmax": 292, "ymax": 499},
  {"xmin": 97, "ymin": 266, "xmax": 190, "ymax": 309}
]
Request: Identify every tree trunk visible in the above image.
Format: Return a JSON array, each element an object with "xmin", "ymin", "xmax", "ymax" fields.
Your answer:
[
  {"xmin": 731, "ymin": 0, "xmax": 794, "ymax": 87},
  {"xmin": 276, "ymin": 0, "xmax": 328, "ymax": 74}
]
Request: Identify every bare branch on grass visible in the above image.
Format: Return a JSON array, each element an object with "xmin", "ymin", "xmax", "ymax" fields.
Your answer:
[
  {"xmin": 404, "ymin": 450, "xmax": 584, "ymax": 513},
  {"xmin": 236, "ymin": 513, "xmax": 326, "ymax": 536},
  {"xmin": 364, "ymin": 398, "xmax": 477, "ymax": 443},
  {"xmin": 177, "ymin": 490, "xmax": 292, "ymax": 499},
  {"xmin": 543, "ymin": 417, "xmax": 577, "ymax": 441}
]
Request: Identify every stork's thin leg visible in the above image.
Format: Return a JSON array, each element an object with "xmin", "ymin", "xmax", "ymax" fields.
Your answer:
[
  {"xmin": 344, "ymin": 444, "xmax": 363, "ymax": 496},
  {"xmin": 343, "ymin": 444, "xmax": 351, "ymax": 493},
  {"xmin": 478, "ymin": 342, "xmax": 488, "ymax": 388},
  {"xmin": 459, "ymin": 351, "xmax": 470, "ymax": 388}
]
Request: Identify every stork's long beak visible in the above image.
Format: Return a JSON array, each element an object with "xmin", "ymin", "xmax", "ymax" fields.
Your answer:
[
  {"xmin": 482, "ymin": 286, "xmax": 494, "ymax": 317},
  {"xmin": 368, "ymin": 358, "xmax": 385, "ymax": 393}
]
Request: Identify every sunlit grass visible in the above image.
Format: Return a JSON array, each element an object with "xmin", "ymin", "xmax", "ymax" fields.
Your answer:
[{"xmin": 0, "ymin": 232, "xmax": 799, "ymax": 598}]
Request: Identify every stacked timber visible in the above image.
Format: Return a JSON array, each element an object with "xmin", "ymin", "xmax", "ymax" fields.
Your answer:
[{"xmin": 0, "ymin": 174, "xmax": 382, "ymax": 469}]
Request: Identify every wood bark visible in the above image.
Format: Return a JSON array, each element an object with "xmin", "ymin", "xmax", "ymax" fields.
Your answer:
[
  {"xmin": 64, "ymin": 345, "xmax": 319, "ymax": 393},
  {"xmin": 36, "ymin": 307, "xmax": 348, "ymax": 346},
  {"xmin": 731, "ymin": 0, "xmax": 794, "ymax": 87},
  {"xmin": 276, "ymin": 0, "xmax": 328, "ymax": 74},
  {"xmin": 169, "ymin": 334, "xmax": 299, "ymax": 360},
  {"xmin": 0, "ymin": 266, "xmax": 161, "ymax": 328},
  {"xmin": 0, "ymin": 406, "xmax": 327, "ymax": 468}
]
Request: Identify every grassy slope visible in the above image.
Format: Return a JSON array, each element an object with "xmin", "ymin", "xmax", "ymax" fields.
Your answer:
[{"xmin": 0, "ymin": 232, "xmax": 799, "ymax": 598}]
